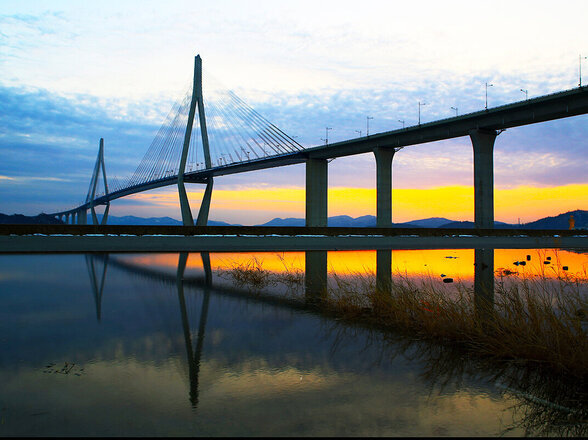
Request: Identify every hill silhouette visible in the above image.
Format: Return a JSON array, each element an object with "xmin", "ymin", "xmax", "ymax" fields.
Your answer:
[{"xmin": 1, "ymin": 210, "xmax": 585, "ymax": 229}]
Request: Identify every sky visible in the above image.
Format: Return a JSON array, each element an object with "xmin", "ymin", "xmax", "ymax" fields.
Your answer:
[{"xmin": 1, "ymin": 0, "xmax": 587, "ymax": 224}]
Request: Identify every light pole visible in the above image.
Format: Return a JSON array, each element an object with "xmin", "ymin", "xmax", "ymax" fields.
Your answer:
[
  {"xmin": 485, "ymin": 82, "xmax": 493, "ymax": 109},
  {"xmin": 355, "ymin": 130, "xmax": 362, "ymax": 137},
  {"xmin": 398, "ymin": 119, "xmax": 405, "ymax": 128},
  {"xmin": 451, "ymin": 106, "xmax": 458, "ymax": 116},
  {"xmin": 366, "ymin": 116, "xmax": 373, "ymax": 136},
  {"xmin": 418, "ymin": 101, "xmax": 427, "ymax": 125},
  {"xmin": 321, "ymin": 127, "xmax": 332, "ymax": 145},
  {"xmin": 520, "ymin": 88, "xmax": 528, "ymax": 100},
  {"xmin": 580, "ymin": 55, "xmax": 588, "ymax": 87}
]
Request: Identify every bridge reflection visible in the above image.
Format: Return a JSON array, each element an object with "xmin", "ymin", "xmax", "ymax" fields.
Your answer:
[
  {"xmin": 177, "ymin": 252, "xmax": 210, "ymax": 408},
  {"xmin": 82, "ymin": 248, "xmax": 588, "ymax": 435},
  {"xmin": 85, "ymin": 248, "xmax": 501, "ymax": 408}
]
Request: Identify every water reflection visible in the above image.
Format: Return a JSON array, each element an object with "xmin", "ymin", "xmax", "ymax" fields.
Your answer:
[
  {"xmin": 474, "ymin": 248, "xmax": 494, "ymax": 320},
  {"xmin": 376, "ymin": 249, "xmax": 392, "ymax": 293},
  {"xmin": 5, "ymin": 248, "xmax": 577, "ymax": 435},
  {"xmin": 85, "ymin": 254, "xmax": 108, "ymax": 321},
  {"xmin": 176, "ymin": 252, "xmax": 210, "ymax": 409},
  {"xmin": 79, "ymin": 248, "xmax": 588, "ymax": 437},
  {"xmin": 304, "ymin": 251, "xmax": 327, "ymax": 303}
]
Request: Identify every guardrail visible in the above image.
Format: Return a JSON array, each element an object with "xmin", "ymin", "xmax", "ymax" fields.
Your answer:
[{"xmin": 0, "ymin": 224, "xmax": 583, "ymax": 237}]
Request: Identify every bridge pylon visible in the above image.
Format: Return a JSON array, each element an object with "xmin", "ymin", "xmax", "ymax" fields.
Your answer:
[
  {"xmin": 86, "ymin": 138, "xmax": 110, "ymax": 225},
  {"xmin": 178, "ymin": 54, "xmax": 213, "ymax": 226}
]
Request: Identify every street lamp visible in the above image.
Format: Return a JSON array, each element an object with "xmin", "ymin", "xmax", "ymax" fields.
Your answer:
[
  {"xmin": 366, "ymin": 116, "xmax": 373, "ymax": 136},
  {"xmin": 321, "ymin": 127, "xmax": 332, "ymax": 145},
  {"xmin": 580, "ymin": 55, "xmax": 588, "ymax": 87},
  {"xmin": 418, "ymin": 101, "xmax": 427, "ymax": 125},
  {"xmin": 451, "ymin": 106, "xmax": 458, "ymax": 116},
  {"xmin": 398, "ymin": 119, "xmax": 405, "ymax": 128},
  {"xmin": 485, "ymin": 82, "xmax": 493, "ymax": 109},
  {"xmin": 355, "ymin": 130, "xmax": 362, "ymax": 137},
  {"xmin": 520, "ymin": 88, "xmax": 528, "ymax": 100}
]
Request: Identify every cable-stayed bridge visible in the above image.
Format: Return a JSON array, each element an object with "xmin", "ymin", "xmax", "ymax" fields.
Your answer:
[{"xmin": 50, "ymin": 55, "xmax": 588, "ymax": 229}]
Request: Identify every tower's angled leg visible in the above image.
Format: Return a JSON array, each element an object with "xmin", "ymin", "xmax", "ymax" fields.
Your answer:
[
  {"xmin": 91, "ymin": 206, "xmax": 99, "ymax": 225},
  {"xmin": 101, "ymin": 203, "xmax": 110, "ymax": 225},
  {"xmin": 178, "ymin": 180, "xmax": 194, "ymax": 226},
  {"xmin": 196, "ymin": 178, "xmax": 214, "ymax": 226}
]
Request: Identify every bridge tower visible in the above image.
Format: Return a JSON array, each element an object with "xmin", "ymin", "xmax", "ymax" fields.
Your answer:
[
  {"xmin": 86, "ymin": 138, "xmax": 110, "ymax": 225},
  {"xmin": 178, "ymin": 54, "xmax": 213, "ymax": 226}
]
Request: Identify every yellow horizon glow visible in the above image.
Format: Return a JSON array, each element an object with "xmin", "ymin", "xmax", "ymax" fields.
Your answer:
[
  {"xmin": 123, "ymin": 249, "xmax": 588, "ymax": 282},
  {"xmin": 126, "ymin": 183, "xmax": 588, "ymax": 224}
]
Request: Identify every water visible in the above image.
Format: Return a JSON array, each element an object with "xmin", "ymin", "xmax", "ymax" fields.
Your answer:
[{"xmin": 0, "ymin": 249, "xmax": 586, "ymax": 436}]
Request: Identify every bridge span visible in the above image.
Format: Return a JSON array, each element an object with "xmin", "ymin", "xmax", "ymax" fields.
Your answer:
[{"xmin": 50, "ymin": 55, "xmax": 588, "ymax": 229}]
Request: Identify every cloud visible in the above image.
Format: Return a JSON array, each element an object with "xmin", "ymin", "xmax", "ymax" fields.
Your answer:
[
  {"xmin": 1, "ymin": 77, "xmax": 587, "ymax": 219},
  {"xmin": 1, "ymin": 0, "xmax": 587, "ymax": 220}
]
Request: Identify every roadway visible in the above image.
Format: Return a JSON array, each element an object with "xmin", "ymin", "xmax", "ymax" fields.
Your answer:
[{"xmin": 55, "ymin": 85, "xmax": 588, "ymax": 215}]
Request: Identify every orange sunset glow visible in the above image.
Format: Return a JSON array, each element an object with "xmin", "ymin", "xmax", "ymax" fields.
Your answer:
[
  {"xmin": 124, "ymin": 183, "xmax": 588, "ymax": 225},
  {"xmin": 123, "ymin": 249, "xmax": 588, "ymax": 282}
]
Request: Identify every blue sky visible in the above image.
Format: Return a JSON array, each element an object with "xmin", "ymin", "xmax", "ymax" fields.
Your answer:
[{"xmin": 1, "ymin": 0, "xmax": 587, "ymax": 223}]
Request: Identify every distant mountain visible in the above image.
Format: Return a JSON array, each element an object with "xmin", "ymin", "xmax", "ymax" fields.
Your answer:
[
  {"xmin": 98, "ymin": 215, "xmax": 242, "ymax": 226},
  {"xmin": 260, "ymin": 215, "xmax": 453, "ymax": 228},
  {"xmin": 208, "ymin": 220, "xmax": 242, "ymax": 226},
  {"xmin": 0, "ymin": 213, "xmax": 64, "ymax": 224},
  {"xmin": 408, "ymin": 217, "xmax": 453, "ymax": 228},
  {"xmin": 439, "ymin": 220, "xmax": 514, "ymax": 229},
  {"xmin": 260, "ymin": 217, "xmax": 306, "ymax": 227},
  {"xmin": 522, "ymin": 210, "xmax": 587, "ymax": 230},
  {"xmin": 4, "ymin": 210, "xmax": 586, "ymax": 229},
  {"xmin": 98, "ymin": 215, "xmax": 182, "ymax": 226}
]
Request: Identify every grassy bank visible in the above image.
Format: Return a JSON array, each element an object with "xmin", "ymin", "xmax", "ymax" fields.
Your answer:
[{"xmin": 219, "ymin": 255, "xmax": 588, "ymax": 379}]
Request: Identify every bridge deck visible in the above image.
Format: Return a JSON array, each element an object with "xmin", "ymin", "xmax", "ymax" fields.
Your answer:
[{"xmin": 52, "ymin": 85, "xmax": 588, "ymax": 216}]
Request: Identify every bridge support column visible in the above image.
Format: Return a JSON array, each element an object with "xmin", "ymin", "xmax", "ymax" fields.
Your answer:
[
  {"xmin": 306, "ymin": 158, "xmax": 328, "ymax": 227},
  {"xmin": 470, "ymin": 129, "xmax": 497, "ymax": 229},
  {"xmin": 374, "ymin": 148, "xmax": 395, "ymax": 227},
  {"xmin": 77, "ymin": 209, "xmax": 87, "ymax": 225}
]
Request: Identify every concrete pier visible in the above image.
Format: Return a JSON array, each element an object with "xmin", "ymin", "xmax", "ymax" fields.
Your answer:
[
  {"xmin": 306, "ymin": 158, "xmax": 328, "ymax": 227},
  {"xmin": 470, "ymin": 129, "xmax": 497, "ymax": 229},
  {"xmin": 374, "ymin": 148, "xmax": 395, "ymax": 227},
  {"xmin": 76, "ymin": 209, "xmax": 87, "ymax": 225}
]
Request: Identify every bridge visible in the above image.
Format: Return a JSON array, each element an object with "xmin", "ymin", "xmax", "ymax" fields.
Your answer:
[{"xmin": 50, "ymin": 54, "xmax": 588, "ymax": 229}]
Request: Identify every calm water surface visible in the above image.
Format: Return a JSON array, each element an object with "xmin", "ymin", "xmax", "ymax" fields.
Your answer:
[{"xmin": 0, "ymin": 249, "xmax": 586, "ymax": 436}]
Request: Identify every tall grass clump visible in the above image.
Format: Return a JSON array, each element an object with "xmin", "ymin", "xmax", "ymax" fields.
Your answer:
[
  {"xmin": 326, "ymin": 265, "xmax": 588, "ymax": 379},
  {"xmin": 218, "ymin": 254, "xmax": 587, "ymax": 378}
]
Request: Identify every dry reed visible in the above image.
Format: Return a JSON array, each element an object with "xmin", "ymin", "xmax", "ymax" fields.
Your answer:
[{"xmin": 218, "ymin": 254, "xmax": 588, "ymax": 378}]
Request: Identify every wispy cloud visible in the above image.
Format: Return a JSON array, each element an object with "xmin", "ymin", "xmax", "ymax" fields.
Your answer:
[{"xmin": 1, "ymin": 1, "xmax": 586, "ymax": 219}]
